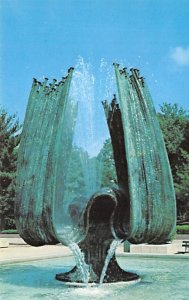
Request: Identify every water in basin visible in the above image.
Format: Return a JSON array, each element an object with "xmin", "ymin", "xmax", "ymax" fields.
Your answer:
[{"xmin": 0, "ymin": 256, "xmax": 189, "ymax": 300}]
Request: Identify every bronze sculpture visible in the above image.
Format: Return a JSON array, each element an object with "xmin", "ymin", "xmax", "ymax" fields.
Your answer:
[{"xmin": 15, "ymin": 64, "xmax": 176, "ymax": 283}]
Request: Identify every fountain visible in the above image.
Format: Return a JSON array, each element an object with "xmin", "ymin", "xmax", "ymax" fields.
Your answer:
[{"xmin": 15, "ymin": 60, "xmax": 176, "ymax": 285}]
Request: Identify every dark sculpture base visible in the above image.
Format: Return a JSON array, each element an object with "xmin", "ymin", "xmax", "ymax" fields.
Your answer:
[
  {"xmin": 55, "ymin": 189, "xmax": 139, "ymax": 284},
  {"xmin": 55, "ymin": 255, "xmax": 139, "ymax": 283}
]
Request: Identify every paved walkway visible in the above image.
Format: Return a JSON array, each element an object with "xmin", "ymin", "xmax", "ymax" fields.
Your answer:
[
  {"xmin": 0, "ymin": 235, "xmax": 188, "ymax": 264},
  {"xmin": 0, "ymin": 244, "xmax": 72, "ymax": 264},
  {"xmin": 0, "ymin": 235, "xmax": 126, "ymax": 264},
  {"xmin": 0, "ymin": 234, "xmax": 71, "ymax": 264}
]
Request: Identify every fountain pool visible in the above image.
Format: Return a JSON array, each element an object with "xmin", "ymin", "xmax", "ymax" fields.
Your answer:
[{"xmin": 0, "ymin": 255, "xmax": 189, "ymax": 300}]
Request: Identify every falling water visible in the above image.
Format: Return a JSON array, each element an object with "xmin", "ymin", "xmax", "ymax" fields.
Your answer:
[
  {"xmin": 51, "ymin": 58, "xmax": 121, "ymax": 284},
  {"xmin": 54, "ymin": 58, "xmax": 118, "ymax": 245},
  {"xmin": 68, "ymin": 242, "xmax": 89, "ymax": 284},
  {"xmin": 99, "ymin": 239, "xmax": 122, "ymax": 284},
  {"xmin": 69, "ymin": 239, "xmax": 122, "ymax": 285},
  {"xmin": 66, "ymin": 60, "xmax": 120, "ymax": 285},
  {"xmin": 67, "ymin": 58, "xmax": 106, "ymax": 198},
  {"xmin": 69, "ymin": 57, "xmax": 117, "ymax": 157}
]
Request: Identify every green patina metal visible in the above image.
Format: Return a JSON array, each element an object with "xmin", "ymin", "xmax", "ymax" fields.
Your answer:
[
  {"xmin": 111, "ymin": 64, "xmax": 176, "ymax": 244},
  {"xmin": 15, "ymin": 68, "xmax": 75, "ymax": 246},
  {"xmin": 15, "ymin": 63, "xmax": 176, "ymax": 280},
  {"xmin": 15, "ymin": 64, "xmax": 176, "ymax": 246}
]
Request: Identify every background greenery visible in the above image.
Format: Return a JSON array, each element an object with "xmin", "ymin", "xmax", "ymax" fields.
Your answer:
[
  {"xmin": 0, "ymin": 102, "xmax": 188, "ymax": 231},
  {"xmin": 0, "ymin": 108, "xmax": 21, "ymax": 230}
]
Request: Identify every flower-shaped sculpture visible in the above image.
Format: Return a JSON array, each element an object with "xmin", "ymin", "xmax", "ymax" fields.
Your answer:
[{"xmin": 15, "ymin": 64, "xmax": 176, "ymax": 284}]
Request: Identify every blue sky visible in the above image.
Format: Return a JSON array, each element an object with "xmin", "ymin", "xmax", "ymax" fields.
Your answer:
[{"xmin": 1, "ymin": 0, "xmax": 189, "ymax": 122}]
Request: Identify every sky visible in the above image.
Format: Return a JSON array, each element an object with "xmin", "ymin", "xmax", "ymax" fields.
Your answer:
[{"xmin": 0, "ymin": 0, "xmax": 189, "ymax": 122}]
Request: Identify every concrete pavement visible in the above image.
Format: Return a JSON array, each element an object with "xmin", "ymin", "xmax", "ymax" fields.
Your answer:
[
  {"xmin": 0, "ymin": 244, "xmax": 72, "ymax": 265},
  {"xmin": 0, "ymin": 234, "xmax": 189, "ymax": 265}
]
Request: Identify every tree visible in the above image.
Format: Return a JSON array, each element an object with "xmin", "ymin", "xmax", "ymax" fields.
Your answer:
[
  {"xmin": 158, "ymin": 103, "xmax": 189, "ymax": 221},
  {"xmin": 0, "ymin": 108, "xmax": 21, "ymax": 230},
  {"xmin": 98, "ymin": 139, "xmax": 117, "ymax": 187},
  {"xmin": 174, "ymin": 150, "xmax": 189, "ymax": 221}
]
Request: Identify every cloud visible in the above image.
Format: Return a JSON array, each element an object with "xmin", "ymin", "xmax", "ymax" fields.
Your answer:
[{"xmin": 170, "ymin": 46, "xmax": 189, "ymax": 66}]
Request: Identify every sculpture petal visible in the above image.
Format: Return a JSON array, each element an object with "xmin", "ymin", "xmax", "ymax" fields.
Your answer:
[
  {"xmin": 113, "ymin": 64, "xmax": 176, "ymax": 244},
  {"xmin": 15, "ymin": 69, "xmax": 74, "ymax": 245}
]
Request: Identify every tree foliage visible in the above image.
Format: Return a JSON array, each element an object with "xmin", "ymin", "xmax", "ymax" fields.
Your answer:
[
  {"xmin": 98, "ymin": 139, "xmax": 117, "ymax": 187},
  {"xmin": 0, "ymin": 108, "xmax": 21, "ymax": 230},
  {"xmin": 158, "ymin": 103, "xmax": 189, "ymax": 221}
]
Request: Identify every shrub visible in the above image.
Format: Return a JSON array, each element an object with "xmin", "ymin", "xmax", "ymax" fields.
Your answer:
[{"xmin": 176, "ymin": 225, "xmax": 189, "ymax": 234}]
